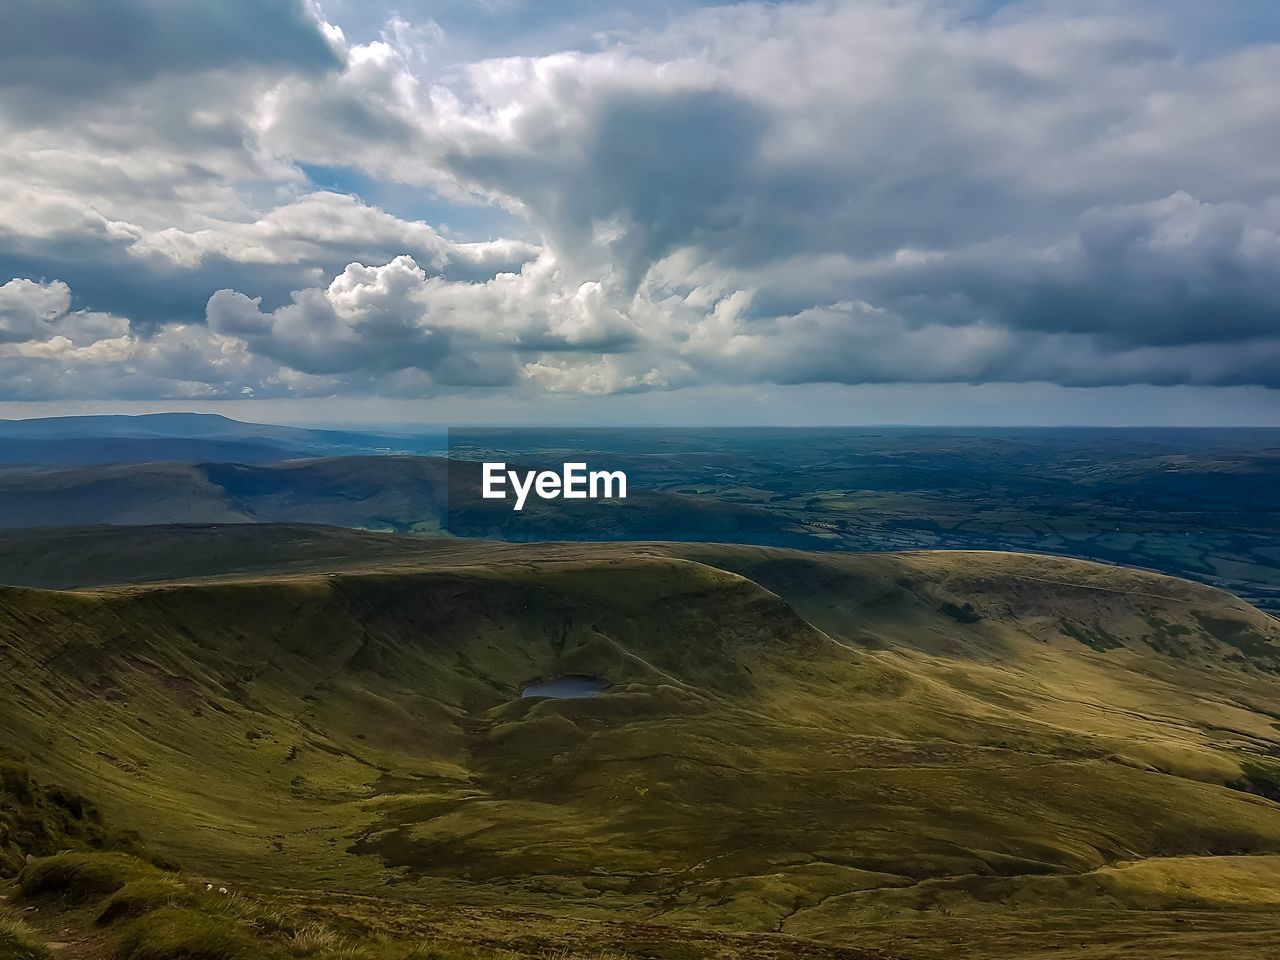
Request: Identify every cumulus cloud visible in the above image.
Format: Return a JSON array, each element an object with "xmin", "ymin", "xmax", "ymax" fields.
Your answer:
[
  {"xmin": 127, "ymin": 191, "xmax": 537, "ymax": 274},
  {"xmin": 205, "ymin": 251, "xmax": 643, "ymax": 385},
  {"xmin": 0, "ymin": 279, "xmax": 126, "ymax": 346},
  {"xmin": 0, "ymin": 278, "xmax": 279, "ymax": 400},
  {"xmin": 523, "ymin": 355, "xmax": 672, "ymax": 395},
  {"xmin": 1, "ymin": 0, "xmax": 1278, "ymax": 403}
]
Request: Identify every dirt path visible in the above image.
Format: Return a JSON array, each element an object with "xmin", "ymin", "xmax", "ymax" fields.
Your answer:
[{"xmin": 1, "ymin": 886, "xmax": 111, "ymax": 959}]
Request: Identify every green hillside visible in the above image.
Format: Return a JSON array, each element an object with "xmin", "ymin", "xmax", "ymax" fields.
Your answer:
[
  {"xmin": 3, "ymin": 527, "xmax": 1280, "ymax": 958},
  {"xmin": 0, "ymin": 459, "xmax": 449, "ymax": 531}
]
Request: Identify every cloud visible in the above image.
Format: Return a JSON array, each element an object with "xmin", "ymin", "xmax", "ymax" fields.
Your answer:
[
  {"xmin": 523, "ymin": 355, "xmax": 671, "ymax": 394},
  {"xmin": 126, "ymin": 191, "xmax": 538, "ymax": 275},
  {"xmin": 204, "ymin": 250, "xmax": 643, "ymax": 385},
  {"xmin": 0, "ymin": 278, "xmax": 279, "ymax": 401},
  {"xmin": 697, "ymin": 295, "xmax": 1280, "ymax": 390},
  {"xmin": 0, "ymin": 0, "xmax": 340, "ymax": 106},
  {"xmin": 863, "ymin": 192, "xmax": 1280, "ymax": 348},
  {"xmin": 0, "ymin": 278, "xmax": 126, "ymax": 346},
  {"xmin": 1, "ymin": 0, "xmax": 1279, "ymax": 404},
  {"xmin": 360, "ymin": 1, "xmax": 1280, "ymax": 273}
]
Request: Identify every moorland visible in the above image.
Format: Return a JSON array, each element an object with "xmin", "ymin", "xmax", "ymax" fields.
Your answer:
[{"xmin": 4, "ymin": 522, "xmax": 1280, "ymax": 959}]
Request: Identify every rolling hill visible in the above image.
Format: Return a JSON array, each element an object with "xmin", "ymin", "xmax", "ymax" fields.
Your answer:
[
  {"xmin": 0, "ymin": 458, "xmax": 803, "ymax": 547},
  {"xmin": 3, "ymin": 525, "xmax": 1280, "ymax": 958},
  {"xmin": 0, "ymin": 459, "xmax": 450, "ymax": 530}
]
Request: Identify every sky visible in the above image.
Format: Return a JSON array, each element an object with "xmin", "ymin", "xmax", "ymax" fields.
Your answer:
[{"xmin": 2, "ymin": 0, "xmax": 1280, "ymax": 426}]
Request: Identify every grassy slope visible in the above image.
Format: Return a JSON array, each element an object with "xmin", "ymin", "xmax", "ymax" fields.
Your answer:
[
  {"xmin": 0, "ymin": 525, "xmax": 463, "ymax": 590},
  {"xmin": 0, "ymin": 465, "xmax": 248, "ymax": 528},
  {"xmin": 3, "ymin": 528, "xmax": 1280, "ymax": 957},
  {"xmin": 0, "ymin": 459, "xmax": 450, "ymax": 532}
]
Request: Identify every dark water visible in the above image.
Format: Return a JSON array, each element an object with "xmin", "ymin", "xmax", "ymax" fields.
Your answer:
[{"xmin": 521, "ymin": 675, "xmax": 609, "ymax": 699}]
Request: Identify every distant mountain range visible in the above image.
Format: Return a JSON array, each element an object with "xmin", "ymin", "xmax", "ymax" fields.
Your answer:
[{"xmin": 0, "ymin": 412, "xmax": 445, "ymax": 466}]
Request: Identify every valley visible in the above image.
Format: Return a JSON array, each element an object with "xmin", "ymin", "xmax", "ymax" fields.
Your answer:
[{"xmin": 4, "ymin": 524, "xmax": 1280, "ymax": 958}]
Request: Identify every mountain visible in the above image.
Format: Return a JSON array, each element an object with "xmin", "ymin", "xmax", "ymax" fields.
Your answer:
[
  {"xmin": 0, "ymin": 413, "xmax": 309, "ymax": 440},
  {"xmin": 3, "ymin": 524, "xmax": 1280, "ymax": 958},
  {"xmin": 0, "ymin": 413, "xmax": 445, "ymax": 466}
]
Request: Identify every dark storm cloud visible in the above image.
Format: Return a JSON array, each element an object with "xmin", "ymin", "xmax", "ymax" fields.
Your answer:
[
  {"xmin": 445, "ymin": 88, "xmax": 769, "ymax": 289},
  {"xmin": 862, "ymin": 193, "xmax": 1280, "ymax": 349},
  {"xmin": 0, "ymin": 0, "xmax": 340, "ymax": 101}
]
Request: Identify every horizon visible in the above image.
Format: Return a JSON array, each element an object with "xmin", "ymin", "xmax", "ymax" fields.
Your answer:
[{"xmin": 4, "ymin": 409, "xmax": 1280, "ymax": 433}]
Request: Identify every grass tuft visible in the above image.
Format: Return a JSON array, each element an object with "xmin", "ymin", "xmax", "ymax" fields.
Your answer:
[
  {"xmin": 0, "ymin": 909, "xmax": 51, "ymax": 960},
  {"xmin": 19, "ymin": 851, "xmax": 160, "ymax": 902},
  {"xmin": 97, "ymin": 875, "xmax": 193, "ymax": 926},
  {"xmin": 287, "ymin": 921, "xmax": 341, "ymax": 955},
  {"xmin": 115, "ymin": 905, "xmax": 258, "ymax": 960}
]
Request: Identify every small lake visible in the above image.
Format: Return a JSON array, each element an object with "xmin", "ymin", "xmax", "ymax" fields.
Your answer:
[{"xmin": 520, "ymin": 675, "xmax": 609, "ymax": 699}]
